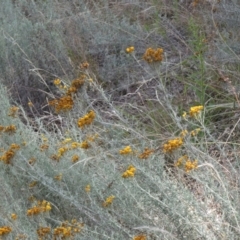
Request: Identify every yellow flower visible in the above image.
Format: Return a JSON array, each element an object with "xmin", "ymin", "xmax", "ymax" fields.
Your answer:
[
  {"xmin": 163, "ymin": 137, "xmax": 183, "ymax": 153},
  {"xmin": 190, "ymin": 128, "xmax": 201, "ymax": 136},
  {"xmin": 133, "ymin": 234, "xmax": 147, "ymax": 240},
  {"xmin": 29, "ymin": 181, "xmax": 38, "ymax": 188},
  {"xmin": 27, "ymin": 200, "xmax": 51, "ymax": 216},
  {"xmin": 80, "ymin": 61, "xmax": 89, "ymax": 69},
  {"xmin": 138, "ymin": 148, "xmax": 154, "ymax": 159},
  {"xmin": 119, "ymin": 146, "xmax": 132, "ymax": 155},
  {"xmin": 80, "ymin": 141, "xmax": 90, "ymax": 149},
  {"xmin": 174, "ymin": 155, "xmax": 188, "ymax": 167},
  {"xmin": 122, "ymin": 165, "xmax": 136, "ymax": 178},
  {"xmin": 71, "ymin": 142, "xmax": 80, "ymax": 149},
  {"xmin": 102, "ymin": 195, "xmax": 115, "ymax": 207},
  {"xmin": 10, "ymin": 143, "xmax": 20, "ymax": 150},
  {"xmin": 189, "ymin": 105, "xmax": 203, "ymax": 117},
  {"xmin": 3, "ymin": 125, "xmax": 16, "ymax": 133},
  {"xmin": 0, "ymin": 149, "xmax": 15, "ymax": 164},
  {"xmin": 58, "ymin": 147, "xmax": 68, "ymax": 156},
  {"xmin": 71, "ymin": 77, "xmax": 85, "ymax": 89},
  {"xmin": 53, "ymin": 78, "xmax": 61, "ymax": 85},
  {"xmin": 77, "ymin": 110, "xmax": 95, "ymax": 129},
  {"xmin": 49, "ymin": 95, "xmax": 74, "ymax": 113},
  {"xmin": 11, "ymin": 213, "xmax": 17, "ymax": 220},
  {"xmin": 28, "ymin": 101, "xmax": 33, "ymax": 107},
  {"xmin": 72, "ymin": 155, "xmax": 79, "ymax": 163},
  {"xmin": 40, "ymin": 144, "xmax": 49, "ymax": 151},
  {"xmin": 0, "ymin": 226, "xmax": 12, "ymax": 235},
  {"xmin": 179, "ymin": 130, "xmax": 188, "ymax": 138},
  {"xmin": 182, "ymin": 111, "xmax": 187, "ymax": 119},
  {"xmin": 143, "ymin": 47, "xmax": 164, "ymax": 63},
  {"xmin": 174, "ymin": 155, "xmax": 198, "ymax": 173},
  {"xmin": 62, "ymin": 138, "xmax": 72, "ymax": 144},
  {"xmin": 85, "ymin": 184, "xmax": 91, "ymax": 192},
  {"xmin": 126, "ymin": 46, "xmax": 135, "ymax": 53},
  {"xmin": 185, "ymin": 159, "xmax": 198, "ymax": 173},
  {"xmin": 8, "ymin": 106, "xmax": 19, "ymax": 117},
  {"xmin": 54, "ymin": 173, "xmax": 63, "ymax": 181},
  {"xmin": 37, "ymin": 227, "xmax": 51, "ymax": 238}
]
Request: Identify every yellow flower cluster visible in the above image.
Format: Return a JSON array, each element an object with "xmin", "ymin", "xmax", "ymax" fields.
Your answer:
[
  {"xmin": 53, "ymin": 75, "xmax": 85, "ymax": 96},
  {"xmin": 0, "ymin": 143, "xmax": 20, "ymax": 164},
  {"xmin": 138, "ymin": 148, "xmax": 154, "ymax": 159},
  {"xmin": 8, "ymin": 106, "xmax": 19, "ymax": 117},
  {"xmin": 174, "ymin": 155, "xmax": 198, "ymax": 173},
  {"xmin": 133, "ymin": 234, "xmax": 147, "ymax": 240},
  {"xmin": 122, "ymin": 165, "xmax": 136, "ymax": 178},
  {"xmin": 37, "ymin": 227, "xmax": 51, "ymax": 238},
  {"xmin": 40, "ymin": 144, "xmax": 49, "ymax": 151},
  {"xmin": 126, "ymin": 46, "xmax": 135, "ymax": 53},
  {"xmin": 185, "ymin": 159, "xmax": 198, "ymax": 173},
  {"xmin": 11, "ymin": 213, "xmax": 17, "ymax": 220},
  {"xmin": 49, "ymin": 95, "xmax": 74, "ymax": 113},
  {"xmin": 0, "ymin": 226, "xmax": 12, "ymax": 235},
  {"xmin": 27, "ymin": 200, "xmax": 51, "ymax": 216},
  {"xmin": 37, "ymin": 220, "xmax": 84, "ymax": 239},
  {"xmin": 119, "ymin": 146, "xmax": 132, "ymax": 155},
  {"xmin": 71, "ymin": 77, "xmax": 85, "ymax": 89},
  {"xmin": 54, "ymin": 173, "xmax": 63, "ymax": 181},
  {"xmin": 66, "ymin": 77, "xmax": 85, "ymax": 96},
  {"xmin": 77, "ymin": 110, "xmax": 95, "ymax": 129},
  {"xmin": 143, "ymin": 47, "xmax": 164, "ymax": 63},
  {"xmin": 29, "ymin": 181, "xmax": 38, "ymax": 188},
  {"xmin": 190, "ymin": 128, "xmax": 201, "ymax": 136},
  {"xmin": 0, "ymin": 124, "xmax": 17, "ymax": 134},
  {"xmin": 189, "ymin": 105, "xmax": 204, "ymax": 117},
  {"xmin": 53, "ymin": 78, "xmax": 61, "ymax": 85},
  {"xmin": 180, "ymin": 128, "xmax": 201, "ymax": 138},
  {"xmin": 80, "ymin": 140, "xmax": 90, "ymax": 149},
  {"xmin": 72, "ymin": 154, "xmax": 79, "ymax": 163},
  {"xmin": 102, "ymin": 195, "xmax": 115, "ymax": 207},
  {"xmin": 163, "ymin": 137, "xmax": 183, "ymax": 153},
  {"xmin": 53, "ymin": 220, "xmax": 84, "ymax": 238},
  {"xmin": 80, "ymin": 61, "xmax": 89, "ymax": 69},
  {"xmin": 85, "ymin": 184, "xmax": 91, "ymax": 192}
]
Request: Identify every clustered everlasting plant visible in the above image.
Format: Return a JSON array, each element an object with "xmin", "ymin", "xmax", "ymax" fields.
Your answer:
[
  {"xmin": 174, "ymin": 155, "xmax": 198, "ymax": 172},
  {"xmin": 1, "ymin": 1, "xmax": 240, "ymax": 238},
  {"xmin": 49, "ymin": 75, "xmax": 85, "ymax": 113},
  {"xmin": 77, "ymin": 110, "xmax": 96, "ymax": 128},
  {"xmin": 26, "ymin": 200, "xmax": 51, "ymax": 216},
  {"xmin": 102, "ymin": 195, "xmax": 115, "ymax": 207},
  {"xmin": 119, "ymin": 145, "xmax": 133, "ymax": 154},
  {"xmin": 163, "ymin": 137, "xmax": 183, "ymax": 153},
  {"xmin": 0, "ymin": 143, "xmax": 20, "ymax": 164},
  {"xmin": 0, "ymin": 226, "xmax": 12, "ymax": 236},
  {"xmin": 143, "ymin": 47, "xmax": 164, "ymax": 63},
  {"xmin": 122, "ymin": 165, "xmax": 136, "ymax": 178}
]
